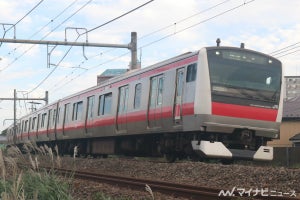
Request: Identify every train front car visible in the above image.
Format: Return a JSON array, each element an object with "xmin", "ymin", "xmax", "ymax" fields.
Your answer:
[{"xmin": 192, "ymin": 46, "xmax": 283, "ymax": 161}]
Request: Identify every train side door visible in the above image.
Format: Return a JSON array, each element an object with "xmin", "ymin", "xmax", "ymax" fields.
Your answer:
[
  {"xmin": 148, "ymin": 75, "xmax": 164, "ymax": 128},
  {"xmin": 174, "ymin": 68, "xmax": 185, "ymax": 124},
  {"xmin": 117, "ymin": 85, "xmax": 129, "ymax": 132},
  {"xmin": 85, "ymin": 95, "xmax": 95, "ymax": 133},
  {"xmin": 62, "ymin": 103, "xmax": 70, "ymax": 136}
]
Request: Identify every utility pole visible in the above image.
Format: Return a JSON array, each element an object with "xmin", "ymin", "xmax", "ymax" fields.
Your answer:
[
  {"xmin": 0, "ymin": 32, "xmax": 138, "ymax": 70},
  {"xmin": 0, "ymin": 90, "xmax": 48, "ymax": 139}
]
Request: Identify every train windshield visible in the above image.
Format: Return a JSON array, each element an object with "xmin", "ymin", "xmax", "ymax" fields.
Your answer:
[{"xmin": 207, "ymin": 48, "xmax": 282, "ymax": 107}]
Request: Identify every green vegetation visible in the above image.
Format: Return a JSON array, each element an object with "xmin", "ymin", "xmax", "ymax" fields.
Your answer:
[
  {"xmin": 0, "ymin": 143, "xmax": 155, "ymax": 200},
  {"xmin": 0, "ymin": 144, "xmax": 71, "ymax": 200}
]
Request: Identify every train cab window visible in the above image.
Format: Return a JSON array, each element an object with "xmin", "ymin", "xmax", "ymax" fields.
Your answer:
[
  {"xmin": 72, "ymin": 101, "xmax": 83, "ymax": 121},
  {"xmin": 98, "ymin": 93, "xmax": 112, "ymax": 115},
  {"xmin": 186, "ymin": 63, "xmax": 197, "ymax": 82},
  {"xmin": 134, "ymin": 83, "xmax": 142, "ymax": 109},
  {"xmin": 87, "ymin": 96, "xmax": 95, "ymax": 119}
]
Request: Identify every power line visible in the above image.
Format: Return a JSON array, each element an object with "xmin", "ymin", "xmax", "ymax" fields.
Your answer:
[
  {"xmin": 141, "ymin": 0, "xmax": 255, "ymax": 49},
  {"xmin": 83, "ymin": 0, "xmax": 154, "ymax": 34},
  {"xmin": 48, "ymin": 0, "xmax": 233, "ymax": 93},
  {"xmin": 49, "ymin": 0, "xmax": 255, "ymax": 94},
  {"xmin": 1, "ymin": 0, "xmax": 92, "ymax": 73},
  {"xmin": 139, "ymin": 0, "xmax": 231, "ymax": 40},
  {"xmin": 26, "ymin": 35, "xmax": 81, "ymax": 95},
  {"xmin": 6, "ymin": 0, "xmax": 45, "ymax": 33},
  {"xmin": 5, "ymin": 0, "xmax": 79, "ymax": 57}
]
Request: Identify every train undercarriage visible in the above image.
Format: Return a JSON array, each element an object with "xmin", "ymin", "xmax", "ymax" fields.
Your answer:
[{"xmin": 31, "ymin": 129, "xmax": 273, "ymax": 163}]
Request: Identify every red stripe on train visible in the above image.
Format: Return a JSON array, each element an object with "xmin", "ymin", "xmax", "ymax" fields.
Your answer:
[{"xmin": 212, "ymin": 102, "xmax": 277, "ymax": 121}]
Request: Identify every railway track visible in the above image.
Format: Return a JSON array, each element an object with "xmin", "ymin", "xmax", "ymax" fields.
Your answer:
[{"xmin": 39, "ymin": 166, "xmax": 298, "ymax": 200}]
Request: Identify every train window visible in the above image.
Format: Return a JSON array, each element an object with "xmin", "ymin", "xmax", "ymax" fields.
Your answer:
[
  {"xmin": 104, "ymin": 93, "xmax": 112, "ymax": 115},
  {"xmin": 48, "ymin": 109, "xmax": 52, "ymax": 128},
  {"xmin": 72, "ymin": 101, "xmax": 83, "ymax": 121},
  {"xmin": 134, "ymin": 83, "xmax": 142, "ymax": 109},
  {"xmin": 64, "ymin": 103, "xmax": 71, "ymax": 124},
  {"xmin": 24, "ymin": 120, "xmax": 28, "ymax": 132},
  {"xmin": 32, "ymin": 117, "xmax": 37, "ymax": 130},
  {"xmin": 21, "ymin": 120, "xmax": 24, "ymax": 133},
  {"xmin": 118, "ymin": 86, "xmax": 129, "ymax": 114},
  {"xmin": 186, "ymin": 63, "xmax": 197, "ymax": 82},
  {"xmin": 57, "ymin": 107, "xmax": 61, "ymax": 124},
  {"xmin": 150, "ymin": 77, "xmax": 158, "ymax": 108},
  {"xmin": 99, "ymin": 95, "xmax": 104, "ymax": 115},
  {"xmin": 99, "ymin": 93, "xmax": 113, "ymax": 115},
  {"xmin": 157, "ymin": 77, "xmax": 164, "ymax": 105},
  {"xmin": 87, "ymin": 96, "xmax": 95, "ymax": 118},
  {"xmin": 41, "ymin": 113, "xmax": 47, "ymax": 128},
  {"xmin": 53, "ymin": 109, "xmax": 56, "ymax": 125}
]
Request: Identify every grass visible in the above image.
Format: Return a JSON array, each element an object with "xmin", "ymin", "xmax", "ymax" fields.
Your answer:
[
  {"xmin": 0, "ymin": 143, "xmax": 72, "ymax": 200},
  {"xmin": 0, "ymin": 143, "xmax": 157, "ymax": 200}
]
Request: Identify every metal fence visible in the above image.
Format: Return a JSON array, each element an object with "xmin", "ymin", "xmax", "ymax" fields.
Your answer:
[{"xmin": 271, "ymin": 147, "xmax": 300, "ymax": 167}]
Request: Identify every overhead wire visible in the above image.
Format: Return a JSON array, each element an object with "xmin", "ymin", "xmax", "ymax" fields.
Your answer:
[
  {"xmin": 139, "ymin": 0, "xmax": 231, "ymax": 41},
  {"xmin": 5, "ymin": 0, "xmax": 79, "ymax": 57},
  {"xmin": 49, "ymin": 0, "xmax": 255, "ymax": 94},
  {"xmin": 48, "ymin": 0, "xmax": 233, "ymax": 93},
  {"xmin": 82, "ymin": 0, "xmax": 154, "ymax": 35},
  {"xmin": 1, "ymin": 0, "xmax": 92, "ymax": 73},
  {"xmin": 5, "ymin": 0, "xmax": 45, "ymax": 33},
  {"xmin": 269, "ymin": 42, "xmax": 300, "ymax": 58},
  {"xmin": 33, "ymin": 0, "xmax": 156, "ymax": 94},
  {"xmin": 24, "ymin": 0, "xmax": 94, "ymax": 95}
]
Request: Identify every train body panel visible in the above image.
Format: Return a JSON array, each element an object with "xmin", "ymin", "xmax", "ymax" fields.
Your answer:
[{"xmin": 7, "ymin": 45, "xmax": 283, "ymax": 161}]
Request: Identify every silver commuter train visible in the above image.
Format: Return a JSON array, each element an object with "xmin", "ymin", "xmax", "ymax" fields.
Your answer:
[{"xmin": 6, "ymin": 44, "xmax": 283, "ymax": 162}]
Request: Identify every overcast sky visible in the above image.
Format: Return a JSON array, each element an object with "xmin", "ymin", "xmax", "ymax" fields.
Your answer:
[{"xmin": 0, "ymin": 0, "xmax": 300, "ymax": 131}]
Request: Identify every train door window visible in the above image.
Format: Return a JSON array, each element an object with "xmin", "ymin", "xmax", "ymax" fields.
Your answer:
[
  {"xmin": 134, "ymin": 83, "xmax": 142, "ymax": 109},
  {"xmin": 41, "ymin": 113, "xmax": 47, "ymax": 128},
  {"xmin": 37, "ymin": 114, "xmax": 41, "ymax": 129},
  {"xmin": 118, "ymin": 86, "xmax": 129, "ymax": 114},
  {"xmin": 98, "ymin": 95, "xmax": 104, "ymax": 115},
  {"xmin": 32, "ymin": 117, "xmax": 37, "ymax": 130},
  {"xmin": 21, "ymin": 120, "xmax": 24, "ymax": 133},
  {"xmin": 53, "ymin": 109, "xmax": 56, "ymax": 126},
  {"xmin": 64, "ymin": 103, "xmax": 71, "ymax": 124},
  {"xmin": 98, "ymin": 93, "xmax": 112, "ymax": 116},
  {"xmin": 57, "ymin": 107, "xmax": 61, "ymax": 124},
  {"xmin": 186, "ymin": 63, "xmax": 197, "ymax": 82},
  {"xmin": 24, "ymin": 120, "xmax": 28, "ymax": 132},
  {"xmin": 157, "ymin": 77, "xmax": 164, "ymax": 105},
  {"xmin": 72, "ymin": 101, "xmax": 83, "ymax": 121},
  {"xmin": 48, "ymin": 109, "xmax": 52, "ymax": 128},
  {"xmin": 150, "ymin": 77, "xmax": 158, "ymax": 108},
  {"xmin": 87, "ymin": 96, "xmax": 95, "ymax": 119},
  {"xmin": 28, "ymin": 118, "xmax": 32, "ymax": 132}
]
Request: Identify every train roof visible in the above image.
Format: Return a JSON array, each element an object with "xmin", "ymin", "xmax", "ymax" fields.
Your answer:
[{"xmin": 58, "ymin": 50, "xmax": 200, "ymax": 101}]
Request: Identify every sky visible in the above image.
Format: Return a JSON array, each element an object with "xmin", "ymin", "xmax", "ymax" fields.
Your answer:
[{"xmin": 0, "ymin": 0, "xmax": 300, "ymax": 131}]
